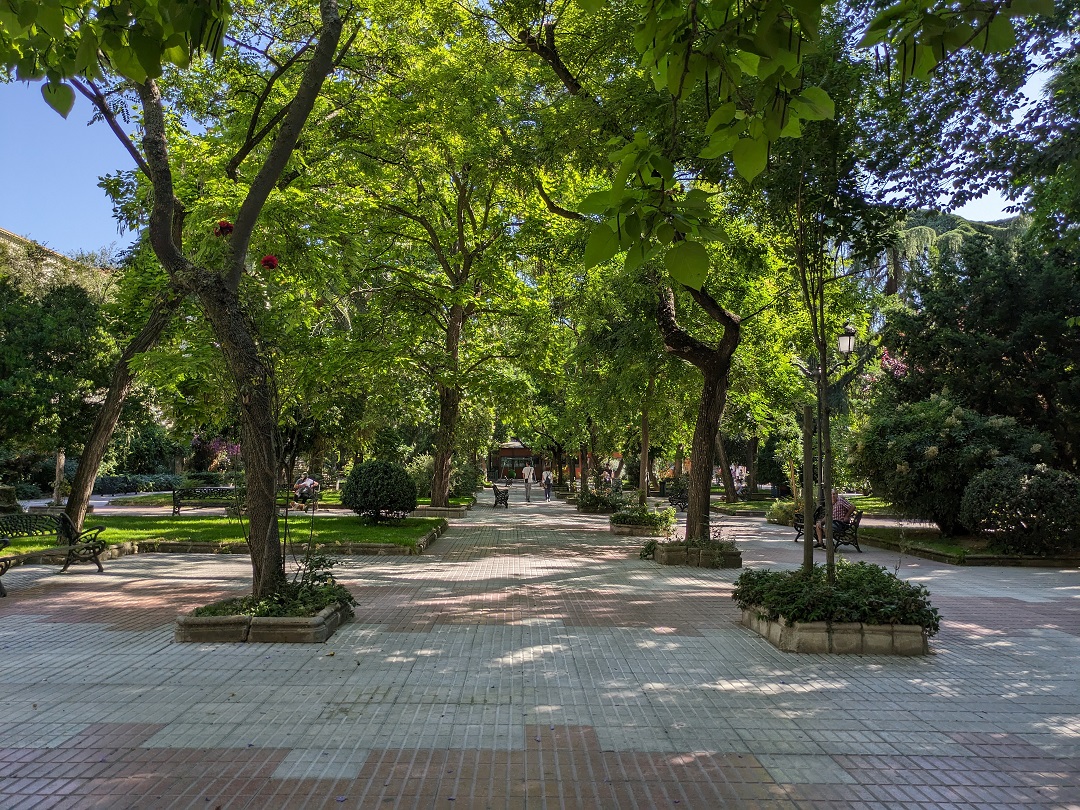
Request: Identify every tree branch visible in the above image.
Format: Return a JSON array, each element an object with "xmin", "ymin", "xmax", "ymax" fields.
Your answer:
[
  {"xmin": 230, "ymin": 0, "xmax": 345, "ymax": 290},
  {"xmin": 71, "ymin": 79, "xmax": 151, "ymax": 178}
]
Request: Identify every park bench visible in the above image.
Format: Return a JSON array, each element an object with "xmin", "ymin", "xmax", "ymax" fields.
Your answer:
[
  {"xmin": 171, "ymin": 486, "xmax": 240, "ymax": 516},
  {"xmin": 491, "ymin": 483, "xmax": 510, "ymax": 509},
  {"xmin": 832, "ymin": 510, "xmax": 864, "ymax": 552},
  {"xmin": 793, "ymin": 504, "xmax": 826, "ymax": 543},
  {"xmin": 278, "ymin": 486, "xmax": 321, "ymax": 513},
  {"xmin": 0, "ymin": 513, "xmax": 107, "ymax": 597},
  {"xmin": 668, "ymin": 491, "xmax": 689, "ymax": 512}
]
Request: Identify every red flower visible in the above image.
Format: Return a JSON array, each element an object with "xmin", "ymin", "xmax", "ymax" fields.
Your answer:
[
  {"xmin": 261, "ymin": 255, "xmax": 279, "ymax": 270},
  {"xmin": 213, "ymin": 220, "xmax": 234, "ymax": 237}
]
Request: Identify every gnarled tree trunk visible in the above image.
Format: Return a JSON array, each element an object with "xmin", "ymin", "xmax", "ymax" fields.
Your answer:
[{"xmin": 656, "ymin": 284, "xmax": 741, "ymax": 542}]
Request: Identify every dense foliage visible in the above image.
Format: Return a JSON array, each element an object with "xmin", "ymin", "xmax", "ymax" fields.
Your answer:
[
  {"xmin": 733, "ymin": 561, "xmax": 941, "ymax": 636},
  {"xmin": 342, "ymin": 460, "xmax": 417, "ymax": 523},
  {"xmin": 576, "ymin": 489, "xmax": 629, "ymax": 513},
  {"xmin": 854, "ymin": 395, "xmax": 1049, "ymax": 534},
  {"xmin": 875, "ymin": 236, "xmax": 1080, "ymax": 472},
  {"xmin": 192, "ymin": 554, "xmax": 356, "ymax": 618},
  {"xmin": 610, "ymin": 505, "xmax": 676, "ymax": 529},
  {"xmin": 960, "ymin": 460, "xmax": 1080, "ymax": 555}
]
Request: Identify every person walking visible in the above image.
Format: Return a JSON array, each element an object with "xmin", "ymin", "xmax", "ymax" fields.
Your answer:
[
  {"xmin": 542, "ymin": 468, "xmax": 553, "ymax": 501},
  {"xmin": 521, "ymin": 461, "xmax": 535, "ymax": 503}
]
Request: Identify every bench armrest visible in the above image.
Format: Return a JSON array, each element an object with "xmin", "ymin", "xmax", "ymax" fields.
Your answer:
[{"xmin": 73, "ymin": 525, "xmax": 107, "ymax": 550}]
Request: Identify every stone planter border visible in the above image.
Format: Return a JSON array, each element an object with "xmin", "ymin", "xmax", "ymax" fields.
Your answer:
[
  {"xmin": 609, "ymin": 522, "xmax": 673, "ymax": 538},
  {"xmin": 412, "ymin": 505, "xmax": 468, "ymax": 519},
  {"xmin": 655, "ymin": 543, "xmax": 742, "ymax": 568},
  {"xmin": 175, "ymin": 602, "xmax": 352, "ymax": 644},
  {"xmin": 741, "ymin": 608, "xmax": 929, "ymax": 656}
]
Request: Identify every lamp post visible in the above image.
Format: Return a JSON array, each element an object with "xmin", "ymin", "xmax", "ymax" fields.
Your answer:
[{"xmin": 796, "ymin": 321, "xmax": 857, "ymax": 577}]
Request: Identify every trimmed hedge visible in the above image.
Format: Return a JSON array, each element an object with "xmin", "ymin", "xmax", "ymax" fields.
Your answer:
[
  {"xmin": 342, "ymin": 460, "xmax": 417, "ymax": 522},
  {"xmin": 611, "ymin": 505, "xmax": 676, "ymax": 529},
  {"xmin": 93, "ymin": 473, "xmax": 185, "ymax": 495},
  {"xmin": 960, "ymin": 460, "xmax": 1080, "ymax": 555},
  {"xmin": 733, "ymin": 560, "xmax": 940, "ymax": 636}
]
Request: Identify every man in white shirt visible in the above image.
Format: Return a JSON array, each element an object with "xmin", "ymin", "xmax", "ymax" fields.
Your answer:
[{"xmin": 521, "ymin": 462, "xmax": 535, "ymax": 503}]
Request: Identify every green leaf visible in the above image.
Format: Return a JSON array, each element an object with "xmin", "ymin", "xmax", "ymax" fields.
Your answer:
[
  {"xmin": 35, "ymin": 4, "xmax": 65, "ymax": 38},
  {"xmin": 584, "ymin": 224, "xmax": 619, "ymax": 269},
  {"xmin": 74, "ymin": 31, "xmax": 99, "ymax": 73},
  {"xmin": 109, "ymin": 46, "xmax": 148, "ymax": 84},
  {"xmin": 732, "ymin": 137, "xmax": 769, "ymax": 181},
  {"xmin": 796, "ymin": 86, "xmax": 834, "ymax": 120},
  {"xmin": 664, "ymin": 240, "xmax": 710, "ymax": 289},
  {"xmin": 705, "ymin": 102, "xmax": 737, "ymax": 135},
  {"xmin": 41, "ymin": 81, "xmax": 75, "ymax": 118},
  {"xmin": 1007, "ymin": 0, "xmax": 1054, "ymax": 15},
  {"xmin": 131, "ymin": 28, "xmax": 164, "ymax": 78},
  {"xmin": 981, "ymin": 16, "xmax": 1016, "ymax": 53},
  {"xmin": 655, "ymin": 222, "xmax": 675, "ymax": 244},
  {"xmin": 577, "ymin": 190, "xmax": 614, "ymax": 215},
  {"xmin": 575, "ymin": 0, "xmax": 604, "ymax": 12}
]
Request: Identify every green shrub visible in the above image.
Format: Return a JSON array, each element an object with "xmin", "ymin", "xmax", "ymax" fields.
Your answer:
[
  {"xmin": 640, "ymin": 538, "xmax": 658, "ymax": 560},
  {"xmin": 611, "ymin": 505, "xmax": 676, "ymax": 529},
  {"xmin": 853, "ymin": 395, "xmax": 1049, "ymax": 535},
  {"xmin": 93, "ymin": 473, "xmax": 185, "ymax": 495},
  {"xmin": 766, "ymin": 499, "xmax": 797, "ymax": 526},
  {"xmin": 577, "ymin": 489, "xmax": 629, "ymax": 512},
  {"xmin": 405, "ymin": 454, "xmax": 434, "ymax": 500},
  {"xmin": 13, "ymin": 482, "xmax": 44, "ymax": 499},
  {"xmin": 186, "ymin": 470, "xmax": 225, "ymax": 487},
  {"xmin": 342, "ymin": 460, "xmax": 417, "ymax": 522},
  {"xmin": 192, "ymin": 553, "xmax": 356, "ymax": 618},
  {"xmin": 451, "ymin": 462, "xmax": 484, "ymax": 497},
  {"xmin": 732, "ymin": 560, "xmax": 940, "ymax": 636},
  {"xmin": 960, "ymin": 460, "xmax": 1080, "ymax": 555}
]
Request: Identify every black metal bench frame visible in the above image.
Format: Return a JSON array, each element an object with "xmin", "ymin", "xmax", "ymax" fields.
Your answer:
[
  {"xmin": 793, "ymin": 504, "xmax": 826, "ymax": 543},
  {"xmin": 832, "ymin": 510, "xmax": 864, "ymax": 552},
  {"xmin": 491, "ymin": 484, "xmax": 510, "ymax": 509},
  {"xmin": 171, "ymin": 486, "xmax": 240, "ymax": 516},
  {"xmin": 667, "ymin": 491, "xmax": 689, "ymax": 512},
  {"xmin": 0, "ymin": 513, "xmax": 107, "ymax": 597}
]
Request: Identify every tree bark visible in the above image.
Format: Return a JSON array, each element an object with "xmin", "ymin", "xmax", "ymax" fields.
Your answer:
[
  {"xmin": 714, "ymin": 433, "xmax": 737, "ymax": 503},
  {"xmin": 639, "ymin": 377, "xmax": 652, "ymax": 506},
  {"xmin": 51, "ymin": 448, "xmax": 65, "ymax": 507},
  {"xmin": 66, "ymin": 293, "xmax": 182, "ymax": 530},
  {"xmin": 195, "ymin": 276, "xmax": 284, "ymax": 597},
  {"xmin": 430, "ymin": 303, "xmax": 464, "ymax": 508},
  {"xmin": 747, "ymin": 435, "xmax": 759, "ymax": 494},
  {"xmin": 655, "ymin": 284, "xmax": 741, "ymax": 541}
]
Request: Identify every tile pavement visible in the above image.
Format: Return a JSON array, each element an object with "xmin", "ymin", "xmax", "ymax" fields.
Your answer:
[{"xmin": 1, "ymin": 488, "xmax": 1079, "ymax": 808}]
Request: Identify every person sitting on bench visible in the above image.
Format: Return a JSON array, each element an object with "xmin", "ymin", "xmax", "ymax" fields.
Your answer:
[
  {"xmin": 293, "ymin": 475, "xmax": 319, "ymax": 511},
  {"xmin": 816, "ymin": 489, "xmax": 854, "ymax": 549}
]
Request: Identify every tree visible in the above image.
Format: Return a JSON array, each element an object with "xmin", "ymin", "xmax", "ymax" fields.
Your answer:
[{"xmin": 874, "ymin": 232, "xmax": 1080, "ymax": 472}]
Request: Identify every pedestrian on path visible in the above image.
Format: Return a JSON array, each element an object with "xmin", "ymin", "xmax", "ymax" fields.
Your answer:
[
  {"xmin": 521, "ymin": 461, "xmax": 535, "ymax": 503},
  {"xmin": 542, "ymin": 468, "xmax": 553, "ymax": 501}
]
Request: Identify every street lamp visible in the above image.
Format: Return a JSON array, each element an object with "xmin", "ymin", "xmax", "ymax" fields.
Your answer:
[{"xmin": 837, "ymin": 322, "xmax": 856, "ymax": 360}]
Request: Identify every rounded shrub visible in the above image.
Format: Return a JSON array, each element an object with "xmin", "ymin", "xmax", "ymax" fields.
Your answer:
[
  {"xmin": 766, "ymin": 499, "xmax": 797, "ymax": 526},
  {"xmin": 960, "ymin": 460, "xmax": 1080, "ymax": 555},
  {"xmin": 342, "ymin": 460, "xmax": 417, "ymax": 522}
]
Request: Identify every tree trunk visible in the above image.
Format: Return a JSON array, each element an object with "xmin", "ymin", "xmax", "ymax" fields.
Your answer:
[
  {"xmin": 66, "ymin": 293, "xmax": 181, "ymax": 530},
  {"xmin": 431, "ymin": 382, "xmax": 461, "ymax": 508},
  {"xmin": 639, "ymin": 378, "xmax": 652, "ymax": 506},
  {"xmin": 554, "ymin": 446, "xmax": 565, "ymax": 485},
  {"xmin": 51, "ymin": 448, "xmax": 65, "ymax": 507},
  {"xmin": 747, "ymin": 435, "xmax": 759, "ymax": 495},
  {"xmin": 674, "ymin": 443, "xmax": 684, "ymax": 480},
  {"xmin": 430, "ymin": 303, "xmax": 464, "ymax": 509},
  {"xmin": 579, "ymin": 445, "xmax": 589, "ymax": 492},
  {"xmin": 686, "ymin": 367, "xmax": 730, "ymax": 541},
  {"xmin": 714, "ymin": 433, "xmax": 737, "ymax": 503},
  {"xmin": 654, "ymin": 284, "xmax": 741, "ymax": 543},
  {"xmin": 196, "ymin": 278, "xmax": 284, "ymax": 598}
]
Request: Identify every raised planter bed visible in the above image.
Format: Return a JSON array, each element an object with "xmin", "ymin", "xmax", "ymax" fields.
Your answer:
[
  {"xmin": 412, "ymin": 505, "xmax": 468, "ymax": 518},
  {"xmin": 655, "ymin": 543, "xmax": 741, "ymax": 568},
  {"xmin": 141, "ymin": 524, "xmax": 444, "ymax": 557},
  {"xmin": 609, "ymin": 523, "xmax": 672, "ymax": 537},
  {"xmin": 741, "ymin": 608, "xmax": 929, "ymax": 656},
  {"xmin": 175, "ymin": 602, "xmax": 351, "ymax": 644}
]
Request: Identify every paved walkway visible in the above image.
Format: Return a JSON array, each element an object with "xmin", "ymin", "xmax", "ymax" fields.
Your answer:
[{"xmin": 2, "ymin": 490, "xmax": 1079, "ymax": 809}]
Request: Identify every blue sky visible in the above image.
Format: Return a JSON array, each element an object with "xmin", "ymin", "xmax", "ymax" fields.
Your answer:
[{"xmin": 1, "ymin": 79, "xmax": 1012, "ymax": 257}]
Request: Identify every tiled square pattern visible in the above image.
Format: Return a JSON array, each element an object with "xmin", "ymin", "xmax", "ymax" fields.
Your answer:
[{"xmin": 2, "ymin": 491, "xmax": 1079, "ymax": 807}]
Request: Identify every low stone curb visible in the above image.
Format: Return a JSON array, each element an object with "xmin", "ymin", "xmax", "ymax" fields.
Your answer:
[
  {"xmin": 741, "ymin": 608, "xmax": 930, "ymax": 655},
  {"xmin": 0, "ymin": 541, "xmax": 138, "ymax": 569},
  {"xmin": 412, "ymin": 505, "xmax": 469, "ymax": 518},
  {"xmin": 609, "ymin": 523, "xmax": 672, "ymax": 537},
  {"xmin": 174, "ymin": 602, "xmax": 352, "ymax": 643},
  {"xmin": 859, "ymin": 534, "xmax": 1080, "ymax": 568},
  {"xmin": 655, "ymin": 543, "xmax": 742, "ymax": 568}
]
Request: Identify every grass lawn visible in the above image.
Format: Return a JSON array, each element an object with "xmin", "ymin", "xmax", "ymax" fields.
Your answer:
[
  {"xmin": 417, "ymin": 496, "xmax": 473, "ymax": 506},
  {"xmin": 1, "ymin": 514, "xmax": 445, "ymax": 556},
  {"xmin": 711, "ymin": 498, "xmax": 778, "ymax": 512},
  {"xmin": 858, "ymin": 526, "xmax": 972, "ymax": 557},
  {"xmin": 846, "ymin": 495, "xmax": 895, "ymax": 514}
]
